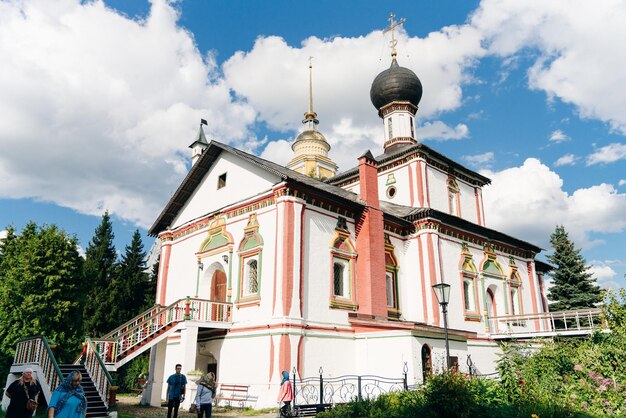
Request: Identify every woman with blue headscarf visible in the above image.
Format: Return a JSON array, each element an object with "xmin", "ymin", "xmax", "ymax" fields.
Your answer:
[
  {"xmin": 47, "ymin": 371, "xmax": 87, "ymax": 418},
  {"xmin": 277, "ymin": 370, "xmax": 293, "ymax": 417}
]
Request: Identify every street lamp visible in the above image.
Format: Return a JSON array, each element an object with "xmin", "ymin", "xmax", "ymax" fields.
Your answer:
[{"xmin": 432, "ymin": 283, "xmax": 451, "ymax": 371}]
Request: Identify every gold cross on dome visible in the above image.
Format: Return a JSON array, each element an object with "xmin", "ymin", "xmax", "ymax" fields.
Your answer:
[{"xmin": 383, "ymin": 13, "xmax": 405, "ymax": 58}]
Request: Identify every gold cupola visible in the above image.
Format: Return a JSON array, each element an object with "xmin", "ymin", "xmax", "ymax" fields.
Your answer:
[{"xmin": 286, "ymin": 59, "xmax": 338, "ymax": 180}]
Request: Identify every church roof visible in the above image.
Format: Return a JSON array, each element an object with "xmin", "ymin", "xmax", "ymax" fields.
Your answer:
[
  {"xmin": 370, "ymin": 58, "xmax": 423, "ymax": 110},
  {"xmin": 328, "ymin": 142, "xmax": 491, "ymax": 187},
  {"xmin": 149, "ymin": 140, "xmax": 540, "ymax": 254},
  {"xmin": 149, "ymin": 140, "xmax": 367, "ymax": 236}
]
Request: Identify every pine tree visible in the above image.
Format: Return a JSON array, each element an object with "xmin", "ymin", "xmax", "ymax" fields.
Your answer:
[
  {"xmin": 83, "ymin": 211, "xmax": 117, "ymax": 336},
  {"xmin": 108, "ymin": 229, "xmax": 150, "ymax": 325},
  {"xmin": 547, "ymin": 225, "xmax": 600, "ymax": 311},
  {"xmin": 0, "ymin": 223, "xmax": 84, "ymax": 375}
]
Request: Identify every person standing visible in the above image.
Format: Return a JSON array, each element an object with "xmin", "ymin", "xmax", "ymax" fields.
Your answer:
[
  {"xmin": 47, "ymin": 371, "xmax": 87, "ymax": 418},
  {"xmin": 193, "ymin": 372, "xmax": 216, "ymax": 418},
  {"xmin": 277, "ymin": 370, "xmax": 293, "ymax": 418},
  {"xmin": 5, "ymin": 368, "xmax": 41, "ymax": 418},
  {"xmin": 166, "ymin": 364, "xmax": 187, "ymax": 418}
]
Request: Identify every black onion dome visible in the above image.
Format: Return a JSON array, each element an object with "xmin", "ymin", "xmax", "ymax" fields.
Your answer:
[{"xmin": 370, "ymin": 59, "xmax": 423, "ymax": 110}]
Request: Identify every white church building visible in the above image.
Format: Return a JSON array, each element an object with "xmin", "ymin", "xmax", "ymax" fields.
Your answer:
[{"xmin": 142, "ymin": 35, "xmax": 551, "ymax": 409}]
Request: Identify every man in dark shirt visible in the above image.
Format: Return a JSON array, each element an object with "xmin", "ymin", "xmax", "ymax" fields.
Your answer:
[{"xmin": 166, "ymin": 364, "xmax": 187, "ymax": 418}]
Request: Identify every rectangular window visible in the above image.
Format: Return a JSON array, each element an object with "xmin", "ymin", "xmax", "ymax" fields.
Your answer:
[
  {"xmin": 410, "ymin": 117, "xmax": 415, "ymax": 138},
  {"xmin": 386, "ymin": 272, "xmax": 396, "ymax": 308},
  {"xmin": 511, "ymin": 287, "xmax": 520, "ymax": 315},
  {"xmin": 463, "ymin": 277, "xmax": 476, "ymax": 311},
  {"xmin": 217, "ymin": 173, "xmax": 227, "ymax": 189},
  {"xmin": 449, "ymin": 191, "xmax": 459, "ymax": 215},
  {"xmin": 246, "ymin": 259, "xmax": 258, "ymax": 295},
  {"xmin": 333, "ymin": 262, "xmax": 345, "ymax": 297},
  {"xmin": 387, "ymin": 118, "xmax": 393, "ymax": 139}
]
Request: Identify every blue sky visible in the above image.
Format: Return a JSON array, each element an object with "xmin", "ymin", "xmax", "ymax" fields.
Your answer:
[{"xmin": 1, "ymin": 0, "xmax": 625, "ymax": 287}]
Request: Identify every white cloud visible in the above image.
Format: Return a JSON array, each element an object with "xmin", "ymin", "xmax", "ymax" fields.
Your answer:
[
  {"xmin": 470, "ymin": 0, "xmax": 626, "ymax": 135},
  {"xmin": 586, "ymin": 143, "xmax": 626, "ymax": 165},
  {"xmin": 482, "ymin": 158, "xmax": 626, "ymax": 250},
  {"xmin": 462, "ymin": 152, "xmax": 494, "ymax": 168},
  {"xmin": 0, "ymin": 0, "xmax": 257, "ymax": 227},
  {"xmin": 223, "ymin": 26, "xmax": 484, "ymax": 163},
  {"xmin": 416, "ymin": 121, "xmax": 469, "ymax": 141},
  {"xmin": 619, "ymin": 179, "xmax": 626, "ymax": 187},
  {"xmin": 554, "ymin": 153, "xmax": 578, "ymax": 167},
  {"xmin": 588, "ymin": 262, "xmax": 618, "ymax": 289},
  {"xmin": 549, "ymin": 129, "xmax": 569, "ymax": 143}
]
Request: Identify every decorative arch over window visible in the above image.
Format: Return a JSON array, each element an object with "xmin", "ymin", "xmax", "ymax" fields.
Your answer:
[
  {"xmin": 329, "ymin": 216, "xmax": 357, "ymax": 310},
  {"xmin": 385, "ymin": 235, "xmax": 400, "ymax": 319},
  {"xmin": 447, "ymin": 177, "xmax": 461, "ymax": 217},
  {"xmin": 508, "ymin": 257, "xmax": 523, "ymax": 316},
  {"xmin": 459, "ymin": 243, "xmax": 480, "ymax": 321},
  {"xmin": 237, "ymin": 213, "xmax": 263, "ymax": 305},
  {"xmin": 480, "ymin": 244, "xmax": 504, "ymax": 276},
  {"xmin": 199, "ymin": 216, "xmax": 234, "ymax": 254},
  {"xmin": 480, "ymin": 243, "xmax": 508, "ymax": 318}
]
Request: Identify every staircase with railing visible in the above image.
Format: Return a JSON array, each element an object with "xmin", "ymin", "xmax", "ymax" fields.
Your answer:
[
  {"xmin": 88, "ymin": 297, "xmax": 232, "ymax": 368},
  {"xmin": 6, "ymin": 297, "xmax": 233, "ymax": 417}
]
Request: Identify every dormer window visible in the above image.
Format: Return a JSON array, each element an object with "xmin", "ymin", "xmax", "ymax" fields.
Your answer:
[{"xmin": 217, "ymin": 173, "xmax": 227, "ymax": 189}]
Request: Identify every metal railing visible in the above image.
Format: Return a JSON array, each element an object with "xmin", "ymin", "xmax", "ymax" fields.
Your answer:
[
  {"xmin": 293, "ymin": 364, "xmax": 409, "ymax": 406},
  {"xmin": 13, "ymin": 336, "xmax": 63, "ymax": 393},
  {"xmin": 91, "ymin": 297, "xmax": 232, "ymax": 365},
  {"xmin": 488, "ymin": 308, "xmax": 606, "ymax": 337},
  {"xmin": 102, "ymin": 303, "xmax": 165, "ymax": 340},
  {"xmin": 83, "ymin": 338, "xmax": 116, "ymax": 408}
]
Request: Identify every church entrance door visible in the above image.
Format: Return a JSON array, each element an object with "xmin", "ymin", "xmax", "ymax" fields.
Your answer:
[{"xmin": 211, "ymin": 269, "xmax": 227, "ymax": 321}]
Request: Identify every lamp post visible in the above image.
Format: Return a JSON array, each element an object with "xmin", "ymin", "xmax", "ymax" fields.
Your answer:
[{"xmin": 432, "ymin": 282, "xmax": 451, "ymax": 371}]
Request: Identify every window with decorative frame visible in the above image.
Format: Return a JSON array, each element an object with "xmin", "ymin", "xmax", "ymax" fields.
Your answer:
[
  {"xmin": 384, "ymin": 235, "xmax": 400, "ymax": 319},
  {"xmin": 236, "ymin": 214, "xmax": 263, "ymax": 305},
  {"xmin": 509, "ymin": 262, "xmax": 523, "ymax": 318},
  {"xmin": 329, "ymin": 217, "xmax": 357, "ymax": 310},
  {"xmin": 448, "ymin": 177, "xmax": 461, "ymax": 217},
  {"xmin": 459, "ymin": 243, "xmax": 480, "ymax": 321}
]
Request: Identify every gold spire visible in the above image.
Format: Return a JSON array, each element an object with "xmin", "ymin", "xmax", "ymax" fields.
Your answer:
[
  {"xmin": 383, "ymin": 13, "xmax": 405, "ymax": 58},
  {"xmin": 303, "ymin": 56, "xmax": 318, "ymax": 122}
]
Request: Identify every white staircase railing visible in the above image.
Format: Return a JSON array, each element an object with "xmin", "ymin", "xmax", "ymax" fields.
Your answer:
[
  {"xmin": 91, "ymin": 297, "xmax": 232, "ymax": 366},
  {"xmin": 488, "ymin": 308, "xmax": 606, "ymax": 338}
]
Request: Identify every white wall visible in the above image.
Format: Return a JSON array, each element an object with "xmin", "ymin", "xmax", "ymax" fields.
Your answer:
[{"xmin": 172, "ymin": 152, "xmax": 279, "ymax": 229}]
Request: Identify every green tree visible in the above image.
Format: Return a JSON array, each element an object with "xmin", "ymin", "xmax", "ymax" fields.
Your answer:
[
  {"xmin": 108, "ymin": 229, "xmax": 150, "ymax": 325},
  {"xmin": 83, "ymin": 211, "xmax": 117, "ymax": 336},
  {"xmin": 547, "ymin": 225, "xmax": 600, "ymax": 311},
  {"xmin": 0, "ymin": 223, "xmax": 84, "ymax": 375}
]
